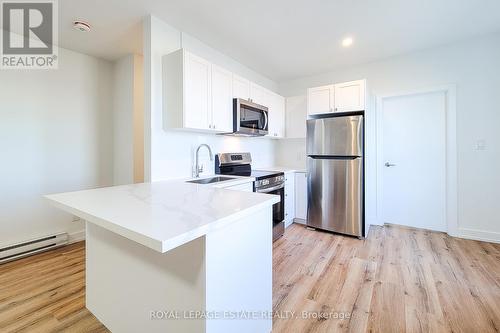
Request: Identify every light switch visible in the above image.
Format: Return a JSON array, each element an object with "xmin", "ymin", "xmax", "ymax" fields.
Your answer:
[{"xmin": 474, "ymin": 139, "xmax": 486, "ymax": 151}]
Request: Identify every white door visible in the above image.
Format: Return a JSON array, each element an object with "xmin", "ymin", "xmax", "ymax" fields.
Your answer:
[
  {"xmin": 184, "ymin": 52, "xmax": 211, "ymax": 130},
  {"xmin": 381, "ymin": 91, "xmax": 446, "ymax": 231},
  {"xmin": 211, "ymin": 65, "xmax": 233, "ymax": 132},
  {"xmin": 232, "ymin": 74, "xmax": 250, "ymax": 100},
  {"xmin": 307, "ymin": 85, "xmax": 334, "ymax": 115},
  {"xmin": 334, "ymin": 80, "xmax": 365, "ymax": 112}
]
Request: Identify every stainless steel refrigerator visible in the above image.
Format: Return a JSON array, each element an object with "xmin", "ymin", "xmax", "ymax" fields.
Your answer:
[{"xmin": 306, "ymin": 115, "xmax": 364, "ymax": 237}]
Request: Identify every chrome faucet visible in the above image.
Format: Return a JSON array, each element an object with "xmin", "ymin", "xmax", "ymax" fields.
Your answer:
[{"xmin": 194, "ymin": 144, "xmax": 213, "ymax": 178}]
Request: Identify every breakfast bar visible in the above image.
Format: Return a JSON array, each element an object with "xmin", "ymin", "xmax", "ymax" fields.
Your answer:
[{"xmin": 45, "ymin": 180, "xmax": 279, "ymax": 333}]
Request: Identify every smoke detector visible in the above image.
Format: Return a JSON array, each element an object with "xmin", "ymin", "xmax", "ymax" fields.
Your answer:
[{"xmin": 73, "ymin": 20, "xmax": 91, "ymax": 32}]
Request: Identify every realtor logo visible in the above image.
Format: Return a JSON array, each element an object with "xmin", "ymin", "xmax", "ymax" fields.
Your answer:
[{"xmin": 1, "ymin": 0, "xmax": 58, "ymax": 69}]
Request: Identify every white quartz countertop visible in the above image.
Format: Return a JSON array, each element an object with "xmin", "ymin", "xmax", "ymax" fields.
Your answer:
[{"xmin": 45, "ymin": 179, "xmax": 279, "ymax": 253}]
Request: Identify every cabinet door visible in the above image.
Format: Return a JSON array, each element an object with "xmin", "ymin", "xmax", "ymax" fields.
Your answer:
[
  {"xmin": 307, "ymin": 85, "xmax": 334, "ymax": 115},
  {"xmin": 233, "ymin": 74, "xmax": 250, "ymax": 100},
  {"xmin": 334, "ymin": 79, "xmax": 365, "ymax": 112},
  {"xmin": 268, "ymin": 93, "xmax": 285, "ymax": 138},
  {"xmin": 211, "ymin": 65, "xmax": 233, "ymax": 132},
  {"xmin": 295, "ymin": 172, "xmax": 307, "ymax": 220},
  {"xmin": 249, "ymin": 83, "xmax": 270, "ymax": 106},
  {"xmin": 284, "ymin": 173, "xmax": 295, "ymax": 227},
  {"xmin": 184, "ymin": 52, "xmax": 211, "ymax": 130},
  {"xmin": 285, "ymin": 95, "xmax": 307, "ymax": 138}
]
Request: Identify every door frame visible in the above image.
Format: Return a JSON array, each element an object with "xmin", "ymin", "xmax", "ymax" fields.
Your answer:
[{"xmin": 375, "ymin": 85, "xmax": 458, "ymax": 236}]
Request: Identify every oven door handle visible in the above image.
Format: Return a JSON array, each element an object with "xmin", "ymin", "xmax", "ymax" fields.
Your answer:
[{"xmin": 256, "ymin": 184, "xmax": 284, "ymax": 193}]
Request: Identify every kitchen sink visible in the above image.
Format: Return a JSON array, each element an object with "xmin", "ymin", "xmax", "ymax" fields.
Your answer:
[{"xmin": 186, "ymin": 176, "xmax": 236, "ymax": 184}]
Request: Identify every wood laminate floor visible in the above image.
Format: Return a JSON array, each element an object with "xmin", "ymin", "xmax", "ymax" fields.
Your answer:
[{"xmin": 1, "ymin": 223, "xmax": 499, "ymax": 332}]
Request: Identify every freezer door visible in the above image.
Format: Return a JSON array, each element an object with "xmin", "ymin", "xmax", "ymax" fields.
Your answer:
[
  {"xmin": 306, "ymin": 115, "xmax": 363, "ymax": 156},
  {"xmin": 307, "ymin": 157, "xmax": 363, "ymax": 237}
]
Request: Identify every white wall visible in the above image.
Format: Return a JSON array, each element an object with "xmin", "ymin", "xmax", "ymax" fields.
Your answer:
[
  {"xmin": 113, "ymin": 55, "xmax": 134, "ymax": 185},
  {"xmin": 278, "ymin": 32, "xmax": 500, "ymax": 241},
  {"xmin": 275, "ymin": 139, "xmax": 306, "ymax": 170},
  {"xmin": 112, "ymin": 54, "xmax": 144, "ymax": 185},
  {"xmin": 143, "ymin": 16, "xmax": 279, "ymax": 181},
  {"xmin": 0, "ymin": 48, "xmax": 113, "ymax": 246}
]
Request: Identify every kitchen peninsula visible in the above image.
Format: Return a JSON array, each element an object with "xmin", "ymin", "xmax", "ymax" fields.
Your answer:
[{"xmin": 45, "ymin": 179, "xmax": 279, "ymax": 333}]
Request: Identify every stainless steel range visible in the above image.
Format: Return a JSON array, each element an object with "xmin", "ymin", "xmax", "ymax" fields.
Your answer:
[{"xmin": 215, "ymin": 153, "xmax": 285, "ymax": 241}]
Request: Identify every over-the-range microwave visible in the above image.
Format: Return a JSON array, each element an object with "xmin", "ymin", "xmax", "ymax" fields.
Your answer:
[{"xmin": 230, "ymin": 98, "xmax": 268, "ymax": 136}]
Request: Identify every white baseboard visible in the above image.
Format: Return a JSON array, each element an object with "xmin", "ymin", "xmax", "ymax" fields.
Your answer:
[
  {"xmin": 365, "ymin": 223, "xmax": 371, "ymax": 238},
  {"xmin": 292, "ymin": 218, "xmax": 306, "ymax": 225},
  {"xmin": 68, "ymin": 229, "xmax": 85, "ymax": 243},
  {"xmin": 65, "ymin": 224, "xmax": 499, "ymax": 245},
  {"xmin": 457, "ymin": 227, "xmax": 500, "ymax": 244}
]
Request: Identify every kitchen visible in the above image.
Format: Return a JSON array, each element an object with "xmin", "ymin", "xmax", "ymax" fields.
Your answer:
[{"xmin": 1, "ymin": 1, "xmax": 500, "ymax": 332}]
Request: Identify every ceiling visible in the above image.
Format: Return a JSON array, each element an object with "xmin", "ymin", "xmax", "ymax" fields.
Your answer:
[{"xmin": 59, "ymin": 0, "xmax": 500, "ymax": 82}]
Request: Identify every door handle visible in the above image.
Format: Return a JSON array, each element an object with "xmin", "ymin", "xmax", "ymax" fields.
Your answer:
[{"xmin": 385, "ymin": 162, "xmax": 396, "ymax": 167}]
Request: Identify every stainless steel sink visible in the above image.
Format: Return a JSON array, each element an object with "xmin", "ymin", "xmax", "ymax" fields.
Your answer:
[{"xmin": 186, "ymin": 176, "xmax": 236, "ymax": 184}]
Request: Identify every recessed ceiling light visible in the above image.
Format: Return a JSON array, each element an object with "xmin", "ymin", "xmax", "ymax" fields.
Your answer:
[
  {"xmin": 342, "ymin": 37, "xmax": 353, "ymax": 47},
  {"xmin": 73, "ymin": 20, "xmax": 91, "ymax": 32}
]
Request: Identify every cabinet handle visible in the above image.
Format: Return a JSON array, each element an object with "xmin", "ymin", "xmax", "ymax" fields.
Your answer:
[
  {"xmin": 335, "ymin": 107, "xmax": 338, "ymax": 111},
  {"xmin": 208, "ymin": 124, "xmax": 212, "ymax": 129},
  {"xmin": 213, "ymin": 124, "xmax": 216, "ymax": 129}
]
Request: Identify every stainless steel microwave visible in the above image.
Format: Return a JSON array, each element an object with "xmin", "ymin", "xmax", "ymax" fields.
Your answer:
[{"xmin": 232, "ymin": 98, "xmax": 268, "ymax": 136}]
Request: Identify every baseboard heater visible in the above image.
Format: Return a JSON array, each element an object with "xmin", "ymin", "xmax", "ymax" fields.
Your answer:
[{"xmin": 0, "ymin": 232, "xmax": 69, "ymax": 264}]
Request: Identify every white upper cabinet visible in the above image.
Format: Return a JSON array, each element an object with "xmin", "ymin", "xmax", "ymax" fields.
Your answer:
[
  {"xmin": 285, "ymin": 95, "xmax": 307, "ymax": 139},
  {"xmin": 211, "ymin": 65, "xmax": 233, "ymax": 132},
  {"xmin": 232, "ymin": 74, "xmax": 250, "ymax": 100},
  {"xmin": 163, "ymin": 49, "xmax": 286, "ymax": 137},
  {"xmin": 184, "ymin": 52, "xmax": 212, "ymax": 130},
  {"xmin": 307, "ymin": 84, "xmax": 335, "ymax": 115},
  {"xmin": 334, "ymin": 79, "xmax": 366, "ymax": 112},
  {"xmin": 268, "ymin": 92, "xmax": 285, "ymax": 138},
  {"xmin": 250, "ymin": 83, "xmax": 286, "ymax": 138},
  {"xmin": 307, "ymin": 79, "xmax": 366, "ymax": 115},
  {"xmin": 249, "ymin": 83, "xmax": 269, "ymax": 106},
  {"xmin": 163, "ymin": 49, "xmax": 213, "ymax": 131}
]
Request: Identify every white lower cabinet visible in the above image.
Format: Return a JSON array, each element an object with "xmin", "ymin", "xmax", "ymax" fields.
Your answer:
[
  {"xmin": 284, "ymin": 172, "xmax": 295, "ymax": 227},
  {"xmin": 294, "ymin": 172, "xmax": 307, "ymax": 221}
]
